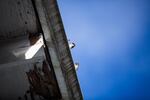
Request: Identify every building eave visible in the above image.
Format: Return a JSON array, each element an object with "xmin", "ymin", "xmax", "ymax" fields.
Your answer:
[
  {"xmin": 52, "ymin": 1, "xmax": 83, "ymax": 100},
  {"xmin": 32, "ymin": 0, "xmax": 83, "ymax": 99}
]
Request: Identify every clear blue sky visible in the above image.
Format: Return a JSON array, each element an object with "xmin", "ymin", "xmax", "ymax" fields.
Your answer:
[{"xmin": 58, "ymin": 0, "xmax": 150, "ymax": 100}]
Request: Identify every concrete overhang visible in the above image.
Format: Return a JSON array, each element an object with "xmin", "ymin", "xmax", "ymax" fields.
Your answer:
[{"xmin": 32, "ymin": 0, "xmax": 83, "ymax": 99}]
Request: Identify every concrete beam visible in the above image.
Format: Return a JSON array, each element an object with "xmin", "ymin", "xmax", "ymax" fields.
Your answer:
[{"xmin": 32, "ymin": 0, "xmax": 71, "ymax": 99}]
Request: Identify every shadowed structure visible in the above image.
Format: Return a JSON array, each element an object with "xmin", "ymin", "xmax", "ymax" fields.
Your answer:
[{"xmin": 0, "ymin": 0, "xmax": 83, "ymax": 100}]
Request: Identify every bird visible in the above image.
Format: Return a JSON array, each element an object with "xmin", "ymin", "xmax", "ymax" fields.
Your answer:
[
  {"xmin": 68, "ymin": 39, "xmax": 76, "ymax": 49},
  {"xmin": 74, "ymin": 63, "xmax": 79, "ymax": 70}
]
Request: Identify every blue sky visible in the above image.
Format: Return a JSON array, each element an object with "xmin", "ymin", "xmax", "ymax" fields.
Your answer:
[{"xmin": 58, "ymin": 0, "xmax": 150, "ymax": 100}]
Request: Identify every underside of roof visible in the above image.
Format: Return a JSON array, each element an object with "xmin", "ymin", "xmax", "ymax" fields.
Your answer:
[{"xmin": 0, "ymin": 0, "xmax": 83, "ymax": 100}]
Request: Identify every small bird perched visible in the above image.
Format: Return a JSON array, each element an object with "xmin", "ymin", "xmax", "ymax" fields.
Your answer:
[
  {"xmin": 74, "ymin": 63, "xmax": 79, "ymax": 70},
  {"xmin": 68, "ymin": 39, "xmax": 76, "ymax": 49}
]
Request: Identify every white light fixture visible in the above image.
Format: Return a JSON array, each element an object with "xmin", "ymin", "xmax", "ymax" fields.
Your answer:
[{"xmin": 25, "ymin": 36, "xmax": 43, "ymax": 59}]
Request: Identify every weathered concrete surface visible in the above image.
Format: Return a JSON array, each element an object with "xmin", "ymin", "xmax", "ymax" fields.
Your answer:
[
  {"xmin": 0, "ymin": 0, "xmax": 40, "ymax": 39},
  {"xmin": 33, "ymin": 0, "xmax": 71, "ymax": 99},
  {"xmin": 0, "ymin": 35, "xmax": 45, "ymax": 64},
  {"xmin": 33, "ymin": 0, "xmax": 83, "ymax": 99},
  {"xmin": 0, "ymin": 57, "xmax": 44, "ymax": 100},
  {"xmin": 0, "ymin": 0, "xmax": 83, "ymax": 99}
]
